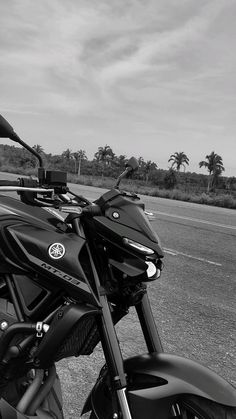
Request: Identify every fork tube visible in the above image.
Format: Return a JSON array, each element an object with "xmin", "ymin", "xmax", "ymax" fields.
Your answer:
[
  {"xmin": 99, "ymin": 293, "xmax": 127, "ymax": 388},
  {"xmin": 85, "ymin": 240, "xmax": 132, "ymax": 418},
  {"xmin": 84, "ymin": 240, "xmax": 126, "ymax": 383},
  {"xmin": 98, "ymin": 293, "xmax": 133, "ymax": 419},
  {"xmin": 135, "ymin": 292, "xmax": 163, "ymax": 353}
]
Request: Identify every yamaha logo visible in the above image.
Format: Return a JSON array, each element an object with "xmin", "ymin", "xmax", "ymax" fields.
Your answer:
[{"xmin": 48, "ymin": 243, "xmax": 66, "ymax": 259}]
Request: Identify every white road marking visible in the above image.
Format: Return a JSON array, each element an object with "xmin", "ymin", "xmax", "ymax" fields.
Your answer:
[
  {"xmin": 164, "ymin": 249, "xmax": 177, "ymax": 256},
  {"xmin": 164, "ymin": 247, "xmax": 222, "ymax": 266},
  {"xmin": 153, "ymin": 210, "xmax": 236, "ymax": 231}
]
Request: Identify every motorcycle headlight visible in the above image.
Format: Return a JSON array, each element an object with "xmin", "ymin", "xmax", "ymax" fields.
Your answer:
[
  {"xmin": 123, "ymin": 238, "xmax": 154, "ymax": 255},
  {"xmin": 146, "ymin": 261, "xmax": 161, "ymax": 279}
]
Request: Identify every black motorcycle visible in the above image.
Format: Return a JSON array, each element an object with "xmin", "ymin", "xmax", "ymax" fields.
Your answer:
[{"xmin": 0, "ymin": 114, "xmax": 235, "ymax": 418}]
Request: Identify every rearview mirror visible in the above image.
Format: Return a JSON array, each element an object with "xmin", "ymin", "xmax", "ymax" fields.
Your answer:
[
  {"xmin": 0, "ymin": 114, "xmax": 15, "ymax": 139},
  {"xmin": 0, "ymin": 114, "xmax": 44, "ymax": 170},
  {"xmin": 125, "ymin": 157, "xmax": 139, "ymax": 172},
  {"xmin": 114, "ymin": 156, "xmax": 139, "ymax": 188}
]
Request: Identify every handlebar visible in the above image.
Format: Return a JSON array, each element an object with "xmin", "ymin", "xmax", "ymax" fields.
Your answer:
[
  {"xmin": 0, "ymin": 186, "xmax": 54, "ymax": 193},
  {"xmin": 0, "ymin": 176, "xmax": 38, "ymax": 188},
  {"xmin": 0, "ymin": 179, "xmax": 20, "ymax": 187},
  {"xmin": 0, "ymin": 177, "xmax": 101, "ymax": 216},
  {"xmin": 0, "ymin": 177, "xmax": 54, "ymax": 195},
  {"xmin": 0, "ymin": 178, "xmax": 53, "ymax": 194}
]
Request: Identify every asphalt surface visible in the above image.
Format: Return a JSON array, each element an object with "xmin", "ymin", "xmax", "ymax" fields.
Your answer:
[{"xmin": 0, "ymin": 175, "xmax": 235, "ymax": 418}]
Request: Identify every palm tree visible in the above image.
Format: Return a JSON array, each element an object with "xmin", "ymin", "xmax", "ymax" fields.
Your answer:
[
  {"xmin": 33, "ymin": 144, "xmax": 44, "ymax": 154},
  {"xmin": 95, "ymin": 145, "xmax": 114, "ymax": 164},
  {"xmin": 199, "ymin": 151, "xmax": 225, "ymax": 192},
  {"xmin": 136, "ymin": 156, "xmax": 145, "ymax": 180},
  {"xmin": 30, "ymin": 144, "xmax": 44, "ymax": 167},
  {"xmin": 144, "ymin": 160, "xmax": 157, "ymax": 183},
  {"xmin": 61, "ymin": 148, "xmax": 73, "ymax": 160},
  {"xmin": 117, "ymin": 154, "xmax": 127, "ymax": 169},
  {"xmin": 73, "ymin": 150, "xmax": 87, "ymax": 176},
  {"xmin": 94, "ymin": 145, "xmax": 115, "ymax": 177},
  {"xmin": 168, "ymin": 152, "xmax": 189, "ymax": 171}
]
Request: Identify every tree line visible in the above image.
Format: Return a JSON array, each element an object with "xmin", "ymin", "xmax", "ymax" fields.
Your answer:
[{"xmin": 0, "ymin": 143, "xmax": 235, "ymax": 194}]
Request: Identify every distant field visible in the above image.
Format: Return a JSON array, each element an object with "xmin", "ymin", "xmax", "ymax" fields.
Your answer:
[
  {"xmin": 67, "ymin": 173, "xmax": 236, "ymax": 209},
  {"xmin": 0, "ymin": 167, "xmax": 235, "ymax": 208}
]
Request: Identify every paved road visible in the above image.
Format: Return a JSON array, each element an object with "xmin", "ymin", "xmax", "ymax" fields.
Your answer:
[{"xmin": 0, "ymin": 174, "xmax": 235, "ymax": 417}]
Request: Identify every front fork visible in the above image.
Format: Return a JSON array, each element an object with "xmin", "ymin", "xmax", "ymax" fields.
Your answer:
[
  {"xmin": 98, "ymin": 291, "xmax": 132, "ymax": 419},
  {"xmin": 135, "ymin": 292, "xmax": 163, "ymax": 353},
  {"xmin": 98, "ymin": 291, "xmax": 163, "ymax": 419},
  {"xmin": 73, "ymin": 220, "xmax": 162, "ymax": 419}
]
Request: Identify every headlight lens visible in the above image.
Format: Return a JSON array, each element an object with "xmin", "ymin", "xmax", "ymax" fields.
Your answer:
[
  {"xmin": 146, "ymin": 261, "xmax": 161, "ymax": 279},
  {"xmin": 123, "ymin": 238, "xmax": 154, "ymax": 255}
]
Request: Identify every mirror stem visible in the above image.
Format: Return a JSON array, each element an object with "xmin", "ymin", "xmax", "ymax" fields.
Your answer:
[
  {"xmin": 11, "ymin": 132, "xmax": 43, "ymax": 168},
  {"xmin": 114, "ymin": 167, "xmax": 132, "ymax": 188}
]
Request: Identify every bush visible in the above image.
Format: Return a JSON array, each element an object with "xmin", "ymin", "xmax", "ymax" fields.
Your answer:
[
  {"xmin": 0, "ymin": 165, "xmax": 37, "ymax": 176},
  {"xmin": 163, "ymin": 169, "xmax": 177, "ymax": 189}
]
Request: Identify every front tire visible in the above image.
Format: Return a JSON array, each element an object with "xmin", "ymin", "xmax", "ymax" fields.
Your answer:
[{"xmin": 172, "ymin": 395, "xmax": 236, "ymax": 418}]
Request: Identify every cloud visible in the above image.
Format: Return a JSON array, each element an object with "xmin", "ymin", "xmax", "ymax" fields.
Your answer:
[
  {"xmin": 0, "ymin": 1, "xmax": 236, "ymax": 175},
  {"xmin": 98, "ymin": 1, "xmax": 227, "ymax": 86},
  {"xmin": 0, "ymin": 0, "xmax": 227, "ymax": 111}
]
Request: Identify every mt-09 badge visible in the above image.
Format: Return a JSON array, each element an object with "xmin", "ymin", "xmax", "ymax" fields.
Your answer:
[{"xmin": 48, "ymin": 243, "xmax": 66, "ymax": 260}]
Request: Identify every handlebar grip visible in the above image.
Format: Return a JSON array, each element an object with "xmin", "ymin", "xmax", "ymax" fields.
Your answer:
[
  {"xmin": 0, "ymin": 179, "xmax": 20, "ymax": 186},
  {"xmin": 83, "ymin": 204, "xmax": 102, "ymax": 217}
]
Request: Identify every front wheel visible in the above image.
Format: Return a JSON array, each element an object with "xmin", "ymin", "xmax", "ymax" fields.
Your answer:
[
  {"xmin": 172, "ymin": 395, "xmax": 236, "ymax": 418},
  {"xmin": 90, "ymin": 396, "xmax": 236, "ymax": 419}
]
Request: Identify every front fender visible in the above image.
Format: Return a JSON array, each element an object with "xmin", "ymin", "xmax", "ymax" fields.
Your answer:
[{"xmin": 82, "ymin": 353, "xmax": 236, "ymax": 418}]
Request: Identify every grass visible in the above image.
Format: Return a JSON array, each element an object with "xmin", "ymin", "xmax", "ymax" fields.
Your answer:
[{"xmin": 68, "ymin": 174, "xmax": 236, "ymax": 209}]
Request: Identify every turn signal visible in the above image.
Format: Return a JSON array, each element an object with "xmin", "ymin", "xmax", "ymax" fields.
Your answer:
[{"xmin": 123, "ymin": 238, "xmax": 154, "ymax": 255}]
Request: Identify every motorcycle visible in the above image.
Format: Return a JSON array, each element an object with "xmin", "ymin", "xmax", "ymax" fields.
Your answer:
[{"xmin": 0, "ymin": 114, "xmax": 235, "ymax": 419}]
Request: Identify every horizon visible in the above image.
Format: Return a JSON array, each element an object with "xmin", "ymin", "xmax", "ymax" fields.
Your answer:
[{"xmin": 0, "ymin": 140, "xmax": 233, "ymax": 179}]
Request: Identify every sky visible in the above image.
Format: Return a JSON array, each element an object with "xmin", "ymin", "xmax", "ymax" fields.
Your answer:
[{"xmin": 0, "ymin": 0, "xmax": 236, "ymax": 176}]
